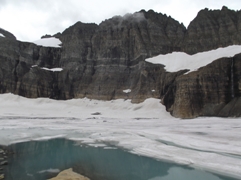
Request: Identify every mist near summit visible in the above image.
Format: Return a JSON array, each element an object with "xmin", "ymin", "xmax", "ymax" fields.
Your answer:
[{"xmin": 0, "ymin": 0, "xmax": 241, "ymax": 41}]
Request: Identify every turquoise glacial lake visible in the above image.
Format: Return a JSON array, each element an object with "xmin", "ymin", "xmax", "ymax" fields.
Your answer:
[{"xmin": 4, "ymin": 138, "xmax": 239, "ymax": 180}]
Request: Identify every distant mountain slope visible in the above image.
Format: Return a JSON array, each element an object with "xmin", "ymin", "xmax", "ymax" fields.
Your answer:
[
  {"xmin": 0, "ymin": 6, "xmax": 241, "ymax": 118},
  {"xmin": 182, "ymin": 6, "xmax": 241, "ymax": 54},
  {"xmin": 0, "ymin": 27, "xmax": 16, "ymax": 40}
]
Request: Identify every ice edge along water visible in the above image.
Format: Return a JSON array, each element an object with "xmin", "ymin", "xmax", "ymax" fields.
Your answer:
[{"xmin": 0, "ymin": 93, "xmax": 241, "ymax": 179}]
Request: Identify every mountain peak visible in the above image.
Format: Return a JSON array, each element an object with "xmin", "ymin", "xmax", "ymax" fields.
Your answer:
[{"xmin": 0, "ymin": 27, "xmax": 16, "ymax": 40}]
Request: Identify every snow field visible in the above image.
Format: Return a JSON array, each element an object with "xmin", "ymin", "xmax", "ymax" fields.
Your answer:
[
  {"xmin": 33, "ymin": 37, "xmax": 62, "ymax": 47},
  {"xmin": 146, "ymin": 45, "xmax": 241, "ymax": 73}
]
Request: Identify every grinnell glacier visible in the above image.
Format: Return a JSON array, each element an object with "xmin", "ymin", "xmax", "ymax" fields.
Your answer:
[{"xmin": 1, "ymin": 6, "xmax": 241, "ymax": 180}]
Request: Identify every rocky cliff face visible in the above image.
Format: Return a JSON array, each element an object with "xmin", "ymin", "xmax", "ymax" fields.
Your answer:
[
  {"xmin": 1, "ymin": 7, "xmax": 241, "ymax": 118},
  {"xmin": 167, "ymin": 54, "xmax": 241, "ymax": 118},
  {"xmin": 0, "ymin": 28, "xmax": 16, "ymax": 40},
  {"xmin": 182, "ymin": 6, "xmax": 241, "ymax": 54},
  {"xmin": 48, "ymin": 10, "xmax": 186, "ymax": 101},
  {"xmin": 0, "ymin": 37, "xmax": 62, "ymax": 98}
]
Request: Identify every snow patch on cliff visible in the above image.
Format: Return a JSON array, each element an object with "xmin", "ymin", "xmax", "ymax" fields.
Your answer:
[
  {"xmin": 146, "ymin": 45, "xmax": 241, "ymax": 73},
  {"xmin": 41, "ymin": 67, "xmax": 63, "ymax": 72},
  {"xmin": 123, "ymin": 89, "xmax": 131, "ymax": 93},
  {"xmin": 33, "ymin": 37, "xmax": 62, "ymax": 48},
  {"xmin": 31, "ymin": 65, "xmax": 63, "ymax": 72}
]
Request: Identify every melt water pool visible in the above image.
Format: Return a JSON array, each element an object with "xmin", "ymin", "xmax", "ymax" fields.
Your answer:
[{"xmin": 3, "ymin": 138, "xmax": 239, "ymax": 180}]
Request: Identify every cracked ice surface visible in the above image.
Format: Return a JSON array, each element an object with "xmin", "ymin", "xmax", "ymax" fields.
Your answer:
[{"xmin": 0, "ymin": 93, "xmax": 241, "ymax": 179}]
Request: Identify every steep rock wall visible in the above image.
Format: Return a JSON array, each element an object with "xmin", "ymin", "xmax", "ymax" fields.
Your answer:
[
  {"xmin": 167, "ymin": 54, "xmax": 241, "ymax": 118},
  {"xmin": 0, "ymin": 37, "xmax": 62, "ymax": 98},
  {"xmin": 182, "ymin": 6, "xmax": 241, "ymax": 54},
  {"xmin": 51, "ymin": 10, "xmax": 187, "ymax": 101},
  {"xmin": 1, "ymin": 7, "xmax": 241, "ymax": 118}
]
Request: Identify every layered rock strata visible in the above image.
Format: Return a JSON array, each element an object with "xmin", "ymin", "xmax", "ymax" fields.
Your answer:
[
  {"xmin": 0, "ymin": 10, "xmax": 187, "ymax": 102},
  {"xmin": 168, "ymin": 54, "xmax": 241, "ymax": 118},
  {"xmin": 1, "ymin": 7, "xmax": 241, "ymax": 118},
  {"xmin": 182, "ymin": 6, "xmax": 241, "ymax": 54}
]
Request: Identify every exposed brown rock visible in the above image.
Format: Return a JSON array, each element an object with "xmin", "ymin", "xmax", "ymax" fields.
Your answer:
[
  {"xmin": 169, "ymin": 54, "xmax": 241, "ymax": 118},
  {"xmin": 48, "ymin": 168, "xmax": 90, "ymax": 180}
]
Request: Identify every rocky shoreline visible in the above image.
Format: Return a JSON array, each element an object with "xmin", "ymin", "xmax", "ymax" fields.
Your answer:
[{"xmin": 0, "ymin": 146, "xmax": 8, "ymax": 180}]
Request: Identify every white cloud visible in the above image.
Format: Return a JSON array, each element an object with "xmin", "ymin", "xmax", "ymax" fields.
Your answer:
[{"xmin": 0, "ymin": 0, "xmax": 241, "ymax": 41}]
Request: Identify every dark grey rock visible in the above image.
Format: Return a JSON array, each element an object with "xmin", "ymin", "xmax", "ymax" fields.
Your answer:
[
  {"xmin": 168, "ymin": 54, "xmax": 241, "ymax": 118},
  {"xmin": 41, "ymin": 34, "xmax": 52, "ymax": 39},
  {"xmin": 0, "ymin": 161, "xmax": 7, "ymax": 166},
  {"xmin": 91, "ymin": 112, "xmax": 101, "ymax": 115},
  {"xmin": 182, "ymin": 6, "xmax": 241, "ymax": 54},
  {"xmin": 0, "ymin": 28, "xmax": 16, "ymax": 40},
  {"xmin": 1, "ymin": 7, "xmax": 241, "ymax": 118}
]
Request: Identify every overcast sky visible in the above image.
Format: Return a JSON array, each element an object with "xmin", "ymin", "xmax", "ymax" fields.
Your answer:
[{"xmin": 0, "ymin": 0, "xmax": 241, "ymax": 41}]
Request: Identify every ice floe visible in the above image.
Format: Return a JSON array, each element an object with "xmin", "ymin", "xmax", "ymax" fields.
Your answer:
[{"xmin": 0, "ymin": 93, "xmax": 241, "ymax": 179}]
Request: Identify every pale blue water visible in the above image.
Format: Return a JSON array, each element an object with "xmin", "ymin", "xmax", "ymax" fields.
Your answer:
[{"xmin": 4, "ymin": 138, "xmax": 239, "ymax": 180}]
